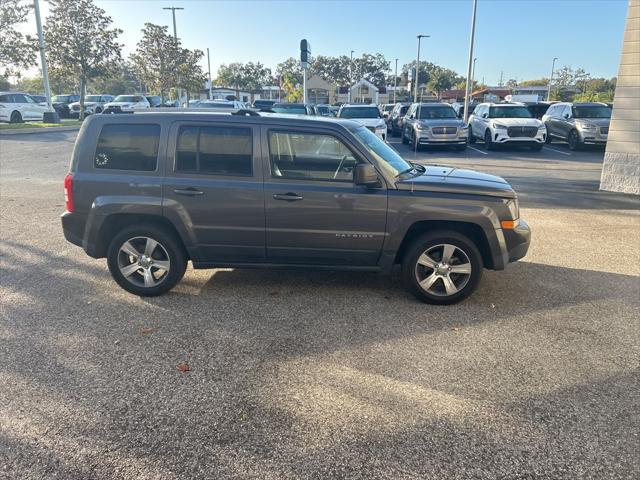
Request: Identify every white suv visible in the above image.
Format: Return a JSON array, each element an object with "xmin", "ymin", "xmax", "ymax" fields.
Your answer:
[
  {"xmin": 0, "ymin": 92, "xmax": 48, "ymax": 123},
  {"xmin": 337, "ymin": 104, "xmax": 387, "ymax": 141},
  {"xmin": 469, "ymin": 103, "xmax": 546, "ymax": 151},
  {"xmin": 103, "ymin": 95, "xmax": 150, "ymax": 114}
]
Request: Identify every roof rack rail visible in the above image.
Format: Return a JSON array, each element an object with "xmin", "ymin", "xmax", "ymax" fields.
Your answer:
[{"xmin": 231, "ymin": 109, "xmax": 260, "ymax": 116}]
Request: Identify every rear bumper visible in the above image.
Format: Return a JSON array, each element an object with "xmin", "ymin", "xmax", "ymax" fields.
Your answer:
[
  {"xmin": 61, "ymin": 211, "xmax": 98, "ymax": 257},
  {"xmin": 504, "ymin": 219, "xmax": 531, "ymax": 263}
]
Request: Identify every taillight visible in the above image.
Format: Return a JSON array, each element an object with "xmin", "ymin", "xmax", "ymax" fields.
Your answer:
[{"xmin": 64, "ymin": 173, "xmax": 74, "ymax": 212}]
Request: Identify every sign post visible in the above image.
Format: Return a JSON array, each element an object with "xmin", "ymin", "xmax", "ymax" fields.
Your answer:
[{"xmin": 300, "ymin": 39, "xmax": 311, "ymax": 104}]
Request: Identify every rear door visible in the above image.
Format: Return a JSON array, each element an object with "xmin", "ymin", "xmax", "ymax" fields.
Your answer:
[
  {"xmin": 261, "ymin": 126, "xmax": 387, "ymax": 266},
  {"xmin": 163, "ymin": 121, "xmax": 265, "ymax": 263}
]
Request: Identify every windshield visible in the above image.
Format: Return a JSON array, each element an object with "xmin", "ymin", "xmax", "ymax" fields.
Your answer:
[
  {"xmin": 272, "ymin": 105, "xmax": 306, "ymax": 114},
  {"xmin": 352, "ymin": 126, "xmax": 412, "ymax": 177},
  {"xmin": 383, "ymin": 105, "xmax": 394, "ymax": 112},
  {"xmin": 339, "ymin": 107, "xmax": 381, "ymax": 119},
  {"xmin": 316, "ymin": 105, "xmax": 329, "ymax": 113},
  {"xmin": 573, "ymin": 105, "xmax": 611, "ymax": 119},
  {"xmin": 489, "ymin": 106, "xmax": 532, "ymax": 118},
  {"xmin": 114, "ymin": 95, "xmax": 141, "ymax": 102},
  {"xmin": 417, "ymin": 106, "xmax": 457, "ymax": 119},
  {"xmin": 86, "ymin": 95, "xmax": 102, "ymax": 102},
  {"xmin": 52, "ymin": 95, "xmax": 70, "ymax": 102}
]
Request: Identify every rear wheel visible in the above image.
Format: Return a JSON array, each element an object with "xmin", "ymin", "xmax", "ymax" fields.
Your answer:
[
  {"xmin": 10, "ymin": 111, "xmax": 22, "ymax": 123},
  {"xmin": 568, "ymin": 129, "xmax": 582, "ymax": 150},
  {"xmin": 484, "ymin": 129, "xmax": 494, "ymax": 150},
  {"xmin": 402, "ymin": 231, "xmax": 483, "ymax": 305},
  {"xmin": 107, "ymin": 225, "xmax": 187, "ymax": 297}
]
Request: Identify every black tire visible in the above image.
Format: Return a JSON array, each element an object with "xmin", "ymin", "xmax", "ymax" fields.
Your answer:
[
  {"xmin": 107, "ymin": 224, "xmax": 187, "ymax": 297},
  {"xmin": 468, "ymin": 125, "xmax": 476, "ymax": 144},
  {"xmin": 10, "ymin": 111, "xmax": 23, "ymax": 123},
  {"xmin": 95, "ymin": 107, "xmax": 102, "ymax": 114},
  {"xmin": 568, "ymin": 129, "xmax": 582, "ymax": 151},
  {"xmin": 530, "ymin": 143, "xmax": 543, "ymax": 151},
  {"xmin": 484, "ymin": 129, "xmax": 494, "ymax": 150},
  {"xmin": 401, "ymin": 127, "xmax": 409, "ymax": 144},
  {"xmin": 545, "ymin": 130, "xmax": 553, "ymax": 143},
  {"xmin": 402, "ymin": 230, "xmax": 483, "ymax": 305}
]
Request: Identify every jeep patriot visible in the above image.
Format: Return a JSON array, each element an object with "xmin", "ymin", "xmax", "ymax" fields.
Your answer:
[{"xmin": 61, "ymin": 111, "xmax": 531, "ymax": 304}]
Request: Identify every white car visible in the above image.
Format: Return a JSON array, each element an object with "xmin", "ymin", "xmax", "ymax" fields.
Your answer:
[
  {"xmin": 102, "ymin": 95, "xmax": 150, "ymax": 114},
  {"xmin": 468, "ymin": 103, "xmax": 546, "ymax": 151},
  {"xmin": 68, "ymin": 94, "xmax": 114, "ymax": 117},
  {"xmin": 194, "ymin": 100, "xmax": 247, "ymax": 110},
  {"xmin": 337, "ymin": 104, "xmax": 388, "ymax": 140},
  {"xmin": 0, "ymin": 91, "xmax": 48, "ymax": 123}
]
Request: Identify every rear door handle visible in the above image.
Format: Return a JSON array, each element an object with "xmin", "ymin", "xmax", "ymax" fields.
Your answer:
[
  {"xmin": 273, "ymin": 192, "xmax": 303, "ymax": 201},
  {"xmin": 173, "ymin": 188, "xmax": 204, "ymax": 196}
]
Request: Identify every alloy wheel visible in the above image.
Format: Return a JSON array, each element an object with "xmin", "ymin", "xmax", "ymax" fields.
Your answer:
[
  {"xmin": 414, "ymin": 243, "xmax": 472, "ymax": 296},
  {"xmin": 117, "ymin": 236, "xmax": 170, "ymax": 288}
]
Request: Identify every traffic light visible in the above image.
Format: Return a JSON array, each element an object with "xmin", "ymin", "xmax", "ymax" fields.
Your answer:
[{"xmin": 300, "ymin": 39, "xmax": 311, "ymax": 69}]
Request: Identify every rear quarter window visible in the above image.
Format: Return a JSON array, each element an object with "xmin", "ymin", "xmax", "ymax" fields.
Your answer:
[{"xmin": 94, "ymin": 124, "xmax": 160, "ymax": 171}]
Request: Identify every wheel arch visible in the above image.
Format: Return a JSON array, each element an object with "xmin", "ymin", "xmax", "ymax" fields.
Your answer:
[{"xmin": 394, "ymin": 220, "xmax": 495, "ymax": 269}]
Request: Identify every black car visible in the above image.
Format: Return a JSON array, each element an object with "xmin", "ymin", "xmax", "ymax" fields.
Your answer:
[
  {"xmin": 252, "ymin": 99, "xmax": 277, "ymax": 110},
  {"xmin": 146, "ymin": 96, "xmax": 162, "ymax": 108},
  {"xmin": 61, "ymin": 111, "xmax": 530, "ymax": 304},
  {"xmin": 526, "ymin": 102, "xmax": 554, "ymax": 120},
  {"xmin": 52, "ymin": 94, "xmax": 80, "ymax": 118}
]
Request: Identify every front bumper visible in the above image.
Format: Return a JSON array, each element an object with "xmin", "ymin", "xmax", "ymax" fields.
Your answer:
[
  {"xmin": 504, "ymin": 218, "xmax": 531, "ymax": 263},
  {"xmin": 102, "ymin": 106, "xmax": 134, "ymax": 114},
  {"xmin": 492, "ymin": 129, "xmax": 545, "ymax": 144},
  {"xmin": 579, "ymin": 129, "xmax": 608, "ymax": 144}
]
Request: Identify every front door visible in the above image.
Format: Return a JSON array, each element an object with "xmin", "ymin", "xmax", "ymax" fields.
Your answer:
[
  {"xmin": 163, "ymin": 122, "xmax": 265, "ymax": 263},
  {"xmin": 262, "ymin": 127, "xmax": 387, "ymax": 266}
]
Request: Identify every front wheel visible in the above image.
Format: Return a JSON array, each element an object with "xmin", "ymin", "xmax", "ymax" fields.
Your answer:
[
  {"xmin": 107, "ymin": 225, "xmax": 187, "ymax": 297},
  {"xmin": 568, "ymin": 129, "xmax": 582, "ymax": 150},
  {"xmin": 484, "ymin": 129, "xmax": 494, "ymax": 150},
  {"xmin": 468, "ymin": 125, "xmax": 476, "ymax": 143},
  {"xmin": 402, "ymin": 231, "xmax": 483, "ymax": 305},
  {"xmin": 413, "ymin": 131, "xmax": 421, "ymax": 151},
  {"xmin": 401, "ymin": 127, "xmax": 409, "ymax": 144}
]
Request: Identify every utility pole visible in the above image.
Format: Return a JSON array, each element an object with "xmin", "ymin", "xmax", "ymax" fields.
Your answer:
[
  {"xmin": 33, "ymin": 0, "xmax": 55, "ymax": 119},
  {"xmin": 348, "ymin": 50, "xmax": 354, "ymax": 103},
  {"xmin": 414, "ymin": 35, "xmax": 429, "ymax": 103},
  {"xmin": 499, "ymin": 70, "xmax": 504, "ymax": 87},
  {"xmin": 471, "ymin": 57, "xmax": 477, "ymax": 91},
  {"xmin": 163, "ymin": 6, "xmax": 184, "ymax": 103},
  {"xmin": 206, "ymin": 48, "xmax": 213, "ymax": 100},
  {"xmin": 463, "ymin": 0, "xmax": 478, "ymax": 123},
  {"xmin": 547, "ymin": 57, "xmax": 558, "ymax": 101},
  {"xmin": 393, "ymin": 58, "xmax": 398, "ymax": 103}
]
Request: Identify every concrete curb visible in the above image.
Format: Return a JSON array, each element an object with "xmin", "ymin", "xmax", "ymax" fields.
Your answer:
[{"xmin": 0, "ymin": 125, "xmax": 81, "ymax": 136}]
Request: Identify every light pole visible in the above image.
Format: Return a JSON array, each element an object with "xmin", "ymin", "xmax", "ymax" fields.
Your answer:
[
  {"xmin": 463, "ymin": 0, "xmax": 478, "ymax": 123},
  {"xmin": 348, "ymin": 50, "xmax": 354, "ymax": 103},
  {"xmin": 163, "ymin": 6, "xmax": 184, "ymax": 103},
  {"xmin": 414, "ymin": 34, "xmax": 429, "ymax": 103},
  {"xmin": 33, "ymin": 0, "xmax": 55, "ymax": 119},
  {"xmin": 206, "ymin": 48, "xmax": 213, "ymax": 100},
  {"xmin": 471, "ymin": 57, "xmax": 477, "ymax": 91},
  {"xmin": 393, "ymin": 58, "xmax": 398, "ymax": 103},
  {"xmin": 547, "ymin": 57, "xmax": 558, "ymax": 101}
]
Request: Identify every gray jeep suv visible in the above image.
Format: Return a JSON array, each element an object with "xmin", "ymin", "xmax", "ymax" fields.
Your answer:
[{"xmin": 61, "ymin": 111, "xmax": 530, "ymax": 304}]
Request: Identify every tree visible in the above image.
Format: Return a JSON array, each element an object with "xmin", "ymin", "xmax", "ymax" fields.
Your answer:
[
  {"xmin": 520, "ymin": 78, "xmax": 549, "ymax": 87},
  {"xmin": 573, "ymin": 77, "xmax": 616, "ymax": 102},
  {"xmin": 310, "ymin": 55, "xmax": 351, "ymax": 85},
  {"xmin": 0, "ymin": 0, "xmax": 37, "ymax": 75},
  {"xmin": 427, "ymin": 71, "xmax": 453, "ymax": 98},
  {"xmin": 281, "ymin": 73, "xmax": 302, "ymax": 102},
  {"xmin": 275, "ymin": 57, "xmax": 304, "ymax": 85},
  {"xmin": 45, "ymin": 0, "xmax": 122, "ymax": 119},
  {"xmin": 354, "ymin": 53, "xmax": 390, "ymax": 86},
  {"xmin": 241, "ymin": 62, "xmax": 272, "ymax": 91},
  {"xmin": 505, "ymin": 78, "xmax": 518, "ymax": 89},
  {"xmin": 176, "ymin": 47, "xmax": 206, "ymax": 100},
  {"xmin": 91, "ymin": 61, "xmax": 141, "ymax": 95},
  {"xmin": 130, "ymin": 23, "xmax": 179, "ymax": 102},
  {"xmin": 215, "ymin": 62, "xmax": 246, "ymax": 96}
]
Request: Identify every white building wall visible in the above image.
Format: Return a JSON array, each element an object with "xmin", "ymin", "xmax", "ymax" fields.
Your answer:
[{"xmin": 600, "ymin": 0, "xmax": 640, "ymax": 195}]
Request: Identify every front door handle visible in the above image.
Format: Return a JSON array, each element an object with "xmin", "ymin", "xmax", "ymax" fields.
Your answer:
[
  {"xmin": 273, "ymin": 192, "xmax": 303, "ymax": 201},
  {"xmin": 173, "ymin": 188, "xmax": 204, "ymax": 196}
]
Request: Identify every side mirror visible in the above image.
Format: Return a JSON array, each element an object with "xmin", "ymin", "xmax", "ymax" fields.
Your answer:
[
  {"xmin": 354, "ymin": 163, "xmax": 380, "ymax": 187},
  {"xmin": 563, "ymin": 113, "xmax": 570, "ymax": 119},
  {"xmin": 482, "ymin": 112, "xmax": 488, "ymax": 118}
]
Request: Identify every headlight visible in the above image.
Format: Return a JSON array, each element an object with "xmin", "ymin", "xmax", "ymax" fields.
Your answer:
[
  {"xmin": 415, "ymin": 123, "xmax": 428, "ymax": 130},
  {"xmin": 376, "ymin": 124, "xmax": 386, "ymax": 130},
  {"xmin": 460, "ymin": 125, "xmax": 469, "ymax": 130},
  {"xmin": 577, "ymin": 122, "xmax": 596, "ymax": 130},
  {"xmin": 493, "ymin": 123, "xmax": 508, "ymax": 130},
  {"xmin": 506, "ymin": 198, "xmax": 519, "ymax": 220},
  {"xmin": 538, "ymin": 124, "xmax": 546, "ymax": 130}
]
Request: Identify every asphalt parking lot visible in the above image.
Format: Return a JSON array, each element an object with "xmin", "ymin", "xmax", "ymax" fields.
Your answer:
[{"xmin": 1, "ymin": 130, "xmax": 639, "ymax": 479}]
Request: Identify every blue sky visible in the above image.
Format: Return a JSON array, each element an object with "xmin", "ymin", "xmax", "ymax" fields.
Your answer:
[{"xmin": 31, "ymin": 0, "xmax": 629, "ymax": 84}]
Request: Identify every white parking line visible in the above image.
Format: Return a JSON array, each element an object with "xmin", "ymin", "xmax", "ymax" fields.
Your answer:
[
  {"xmin": 544, "ymin": 146, "xmax": 572, "ymax": 156},
  {"xmin": 467, "ymin": 145, "xmax": 488, "ymax": 155}
]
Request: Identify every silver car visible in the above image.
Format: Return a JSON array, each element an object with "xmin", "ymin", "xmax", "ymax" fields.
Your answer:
[
  {"xmin": 402, "ymin": 103, "xmax": 468, "ymax": 151},
  {"xmin": 542, "ymin": 102, "xmax": 611, "ymax": 150},
  {"xmin": 69, "ymin": 94, "xmax": 114, "ymax": 117}
]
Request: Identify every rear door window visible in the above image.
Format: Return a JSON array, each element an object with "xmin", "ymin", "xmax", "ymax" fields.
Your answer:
[
  {"xmin": 175, "ymin": 125, "xmax": 253, "ymax": 176},
  {"xmin": 94, "ymin": 124, "xmax": 160, "ymax": 171}
]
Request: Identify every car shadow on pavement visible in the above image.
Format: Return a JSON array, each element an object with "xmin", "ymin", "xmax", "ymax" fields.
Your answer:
[{"xmin": 2, "ymin": 238, "xmax": 639, "ymax": 478}]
